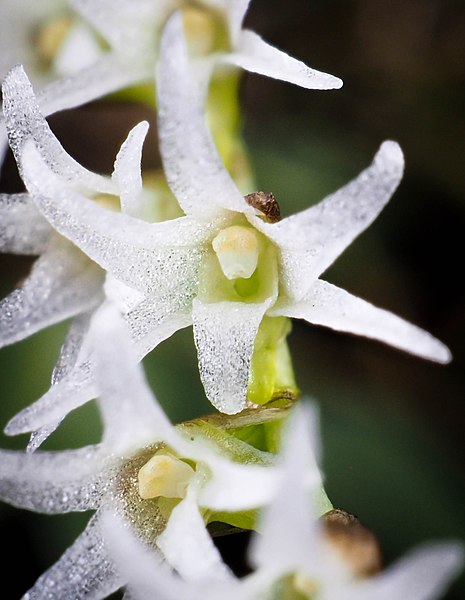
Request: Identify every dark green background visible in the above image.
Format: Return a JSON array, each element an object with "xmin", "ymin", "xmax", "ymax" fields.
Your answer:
[{"xmin": 1, "ymin": 0, "xmax": 464, "ymax": 598}]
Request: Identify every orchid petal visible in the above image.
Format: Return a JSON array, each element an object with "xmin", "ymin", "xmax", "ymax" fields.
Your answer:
[
  {"xmin": 52, "ymin": 312, "xmax": 92, "ymax": 385},
  {"xmin": 0, "ymin": 193, "xmax": 51, "ymax": 254},
  {"xmin": 89, "ymin": 303, "xmax": 176, "ymax": 454},
  {"xmin": 249, "ymin": 402, "xmax": 325, "ymax": 572},
  {"xmin": 0, "ymin": 446, "xmax": 110, "ymax": 513},
  {"xmin": 273, "ymin": 279, "xmax": 452, "ymax": 364},
  {"xmin": 200, "ymin": 456, "xmax": 279, "ymax": 512},
  {"xmin": 36, "ymin": 54, "xmax": 150, "ymax": 117},
  {"xmin": 0, "ymin": 239, "xmax": 104, "ymax": 349},
  {"xmin": 4, "ymin": 361, "xmax": 96, "ymax": 436},
  {"xmin": 2, "ymin": 65, "xmax": 115, "ymax": 194},
  {"xmin": 27, "ymin": 422, "xmax": 63, "ymax": 454},
  {"xmin": 21, "ymin": 140, "xmax": 208, "ymax": 296},
  {"xmin": 252, "ymin": 141, "xmax": 404, "ymax": 301},
  {"xmin": 112, "ymin": 121, "xmax": 150, "ymax": 219},
  {"xmin": 26, "ymin": 313, "xmax": 93, "ymax": 452},
  {"xmin": 125, "ymin": 298, "xmax": 193, "ymax": 359},
  {"xmin": 342, "ymin": 543, "xmax": 464, "ymax": 600},
  {"xmin": 226, "ymin": 30, "xmax": 343, "ymax": 90},
  {"xmin": 23, "ymin": 512, "xmax": 123, "ymax": 599},
  {"xmin": 192, "ymin": 297, "xmax": 272, "ymax": 414},
  {"xmin": 156, "ymin": 486, "xmax": 233, "ymax": 582},
  {"xmin": 102, "ymin": 511, "xmax": 190, "ymax": 600},
  {"xmin": 157, "ymin": 12, "xmax": 249, "ymax": 218}
]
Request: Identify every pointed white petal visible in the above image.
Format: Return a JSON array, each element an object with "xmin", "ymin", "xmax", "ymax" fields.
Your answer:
[
  {"xmin": 27, "ymin": 421, "xmax": 64, "ymax": 453},
  {"xmin": 274, "ymin": 279, "xmax": 452, "ymax": 364},
  {"xmin": 192, "ymin": 297, "xmax": 272, "ymax": 414},
  {"xmin": 89, "ymin": 302, "xmax": 176, "ymax": 454},
  {"xmin": 0, "ymin": 193, "xmax": 51, "ymax": 255},
  {"xmin": 21, "ymin": 140, "xmax": 208, "ymax": 296},
  {"xmin": 23, "ymin": 512, "xmax": 123, "ymax": 599},
  {"xmin": 157, "ymin": 12, "xmax": 249, "ymax": 218},
  {"xmin": 157, "ymin": 487, "xmax": 233, "ymax": 583},
  {"xmin": 249, "ymin": 402, "xmax": 324, "ymax": 572},
  {"xmin": 342, "ymin": 543, "xmax": 464, "ymax": 600},
  {"xmin": 26, "ymin": 313, "xmax": 94, "ymax": 452},
  {"xmin": 52, "ymin": 312, "xmax": 93, "ymax": 384},
  {"xmin": 125, "ymin": 297, "xmax": 192, "ymax": 359},
  {"xmin": 36, "ymin": 54, "xmax": 151, "ymax": 117},
  {"xmin": 200, "ymin": 456, "xmax": 279, "ymax": 512},
  {"xmin": 102, "ymin": 511, "xmax": 192, "ymax": 600},
  {"xmin": 0, "ymin": 239, "xmax": 104, "ymax": 349},
  {"xmin": 112, "ymin": 121, "xmax": 150, "ymax": 218},
  {"xmin": 226, "ymin": 30, "xmax": 343, "ymax": 90},
  {"xmin": 2, "ymin": 65, "xmax": 115, "ymax": 194},
  {"xmin": 252, "ymin": 141, "xmax": 404, "ymax": 301},
  {"xmin": 0, "ymin": 445, "xmax": 110, "ymax": 513},
  {"xmin": 4, "ymin": 361, "xmax": 96, "ymax": 436}
]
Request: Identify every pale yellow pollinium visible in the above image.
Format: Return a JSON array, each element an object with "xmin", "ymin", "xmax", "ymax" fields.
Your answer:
[
  {"xmin": 212, "ymin": 225, "xmax": 260, "ymax": 281},
  {"xmin": 138, "ymin": 453, "xmax": 195, "ymax": 500}
]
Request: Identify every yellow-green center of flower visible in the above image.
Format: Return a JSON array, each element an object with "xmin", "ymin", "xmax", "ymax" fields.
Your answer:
[
  {"xmin": 212, "ymin": 225, "xmax": 260, "ymax": 281},
  {"xmin": 138, "ymin": 452, "xmax": 195, "ymax": 500}
]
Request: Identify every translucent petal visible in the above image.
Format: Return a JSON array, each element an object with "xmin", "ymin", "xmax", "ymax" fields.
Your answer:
[
  {"xmin": 249, "ymin": 403, "xmax": 325, "ymax": 573},
  {"xmin": 156, "ymin": 487, "xmax": 232, "ymax": 582},
  {"xmin": 0, "ymin": 193, "xmax": 51, "ymax": 255},
  {"xmin": 0, "ymin": 238, "xmax": 104, "ymax": 349},
  {"xmin": 252, "ymin": 141, "xmax": 404, "ymax": 301},
  {"xmin": 192, "ymin": 297, "xmax": 272, "ymax": 414},
  {"xmin": 5, "ymin": 360, "xmax": 96, "ymax": 436},
  {"xmin": 102, "ymin": 511, "xmax": 188, "ymax": 600},
  {"xmin": 200, "ymin": 456, "xmax": 279, "ymax": 512},
  {"xmin": 125, "ymin": 297, "xmax": 192, "ymax": 359},
  {"xmin": 36, "ymin": 54, "xmax": 150, "ymax": 117},
  {"xmin": 273, "ymin": 279, "xmax": 452, "ymax": 364},
  {"xmin": 89, "ymin": 303, "xmax": 177, "ymax": 454},
  {"xmin": 341, "ymin": 543, "xmax": 464, "ymax": 600},
  {"xmin": 52, "ymin": 312, "xmax": 93, "ymax": 385},
  {"xmin": 21, "ymin": 140, "xmax": 208, "ymax": 296},
  {"xmin": 112, "ymin": 121, "xmax": 150, "ymax": 218},
  {"xmin": 27, "ymin": 422, "xmax": 63, "ymax": 454},
  {"xmin": 1, "ymin": 65, "xmax": 114, "ymax": 193},
  {"xmin": 157, "ymin": 12, "xmax": 249, "ymax": 218},
  {"xmin": 226, "ymin": 30, "xmax": 343, "ymax": 90},
  {"xmin": 0, "ymin": 445, "xmax": 110, "ymax": 513},
  {"xmin": 22, "ymin": 512, "xmax": 123, "ymax": 599},
  {"xmin": 27, "ymin": 313, "xmax": 94, "ymax": 452}
]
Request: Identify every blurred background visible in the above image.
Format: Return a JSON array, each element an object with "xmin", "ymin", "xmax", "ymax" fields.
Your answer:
[{"xmin": 1, "ymin": 0, "xmax": 464, "ymax": 597}]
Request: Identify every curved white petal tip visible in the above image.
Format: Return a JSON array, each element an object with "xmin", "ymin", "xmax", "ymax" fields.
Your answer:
[{"xmin": 375, "ymin": 140, "xmax": 404, "ymax": 173}]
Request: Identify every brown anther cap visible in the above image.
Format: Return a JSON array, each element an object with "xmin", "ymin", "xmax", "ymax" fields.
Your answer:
[
  {"xmin": 244, "ymin": 191, "xmax": 282, "ymax": 223},
  {"xmin": 321, "ymin": 508, "xmax": 382, "ymax": 578}
]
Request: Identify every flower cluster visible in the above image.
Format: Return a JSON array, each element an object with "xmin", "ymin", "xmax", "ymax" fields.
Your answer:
[{"xmin": 0, "ymin": 2, "xmax": 462, "ymax": 599}]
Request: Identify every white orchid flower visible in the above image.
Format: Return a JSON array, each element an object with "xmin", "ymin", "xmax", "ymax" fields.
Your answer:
[
  {"xmin": 101, "ymin": 403, "xmax": 464, "ymax": 600},
  {"xmin": 0, "ymin": 0, "xmax": 342, "ymax": 166},
  {"xmin": 4, "ymin": 12, "xmax": 451, "ymax": 444},
  {"xmin": 0, "ymin": 65, "xmax": 157, "ymax": 450},
  {"xmin": 0, "ymin": 303, "xmax": 288, "ymax": 598}
]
